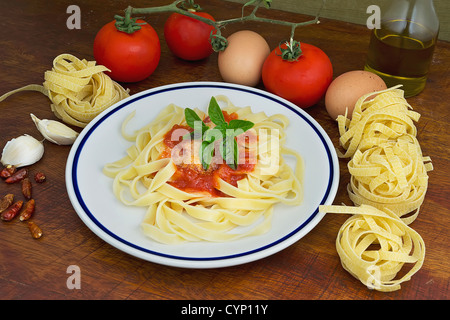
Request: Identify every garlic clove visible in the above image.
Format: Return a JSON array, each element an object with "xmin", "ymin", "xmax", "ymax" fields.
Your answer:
[
  {"xmin": 31, "ymin": 114, "xmax": 79, "ymax": 145},
  {"xmin": 1, "ymin": 134, "xmax": 44, "ymax": 167}
]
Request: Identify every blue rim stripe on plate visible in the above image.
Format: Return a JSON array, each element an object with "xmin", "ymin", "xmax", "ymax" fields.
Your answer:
[{"xmin": 71, "ymin": 83, "xmax": 336, "ymax": 262}]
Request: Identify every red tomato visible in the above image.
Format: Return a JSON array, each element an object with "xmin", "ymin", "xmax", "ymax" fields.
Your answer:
[
  {"xmin": 93, "ymin": 20, "xmax": 161, "ymax": 83},
  {"xmin": 262, "ymin": 42, "xmax": 333, "ymax": 108},
  {"xmin": 164, "ymin": 11, "xmax": 215, "ymax": 61}
]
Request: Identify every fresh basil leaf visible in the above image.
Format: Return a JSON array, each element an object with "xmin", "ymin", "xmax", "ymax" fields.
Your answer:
[
  {"xmin": 221, "ymin": 135, "xmax": 238, "ymax": 170},
  {"xmin": 185, "ymin": 108, "xmax": 202, "ymax": 129},
  {"xmin": 183, "ymin": 99, "xmax": 253, "ymax": 171},
  {"xmin": 228, "ymin": 119, "xmax": 254, "ymax": 133},
  {"xmin": 203, "ymin": 128, "xmax": 222, "ymax": 144},
  {"xmin": 211, "ymin": 124, "xmax": 228, "ymax": 140},
  {"xmin": 201, "ymin": 140, "xmax": 215, "ymax": 171},
  {"xmin": 208, "ymin": 97, "xmax": 226, "ymax": 126}
]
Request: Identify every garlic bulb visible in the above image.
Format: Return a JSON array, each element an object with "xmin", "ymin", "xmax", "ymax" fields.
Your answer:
[
  {"xmin": 1, "ymin": 134, "xmax": 44, "ymax": 167},
  {"xmin": 31, "ymin": 114, "xmax": 79, "ymax": 145}
]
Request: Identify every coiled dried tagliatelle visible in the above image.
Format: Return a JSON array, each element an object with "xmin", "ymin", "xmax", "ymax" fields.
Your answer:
[
  {"xmin": 0, "ymin": 54, "xmax": 129, "ymax": 127},
  {"xmin": 336, "ymin": 86, "xmax": 433, "ymax": 224},
  {"xmin": 348, "ymin": 138, "xmax": 433, "ymax": 225},
  {"xmin": 337, "ymin": 85, "xmax": 420, "ymax": 159},
  {"xmin": 319, "ymin": 204, "xmax": 425, "ymax": 292}
]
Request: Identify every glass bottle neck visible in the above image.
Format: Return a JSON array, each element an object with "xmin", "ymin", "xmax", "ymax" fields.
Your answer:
[{"xmin": 382, "ymin": 0, "xmax": 439, "ymax": 34}]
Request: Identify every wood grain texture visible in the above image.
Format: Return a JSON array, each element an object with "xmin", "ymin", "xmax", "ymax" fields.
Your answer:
[{"xmin": 0, "ymin": 0, "xmax": 449, "ymax": 300}]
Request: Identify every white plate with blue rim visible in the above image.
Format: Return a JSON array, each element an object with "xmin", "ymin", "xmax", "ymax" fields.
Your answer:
[{"xmin": 66, "ymin": 81, "xmax": 339, "ymax": 268}]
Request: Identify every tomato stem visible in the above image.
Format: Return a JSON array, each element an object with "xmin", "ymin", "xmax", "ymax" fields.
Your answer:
[
  {"xmin": 114, "ymin": 8, "xmax": 146, "ymax": 34},
  {"xmin": 278, "ymin": 39, "xmax": 303, "ymax": 61},
  {"xmin": 121, "ymin": 0, "xmax": 325, "ymax": 49},
  {"xmin": 179, "ymin": 0, "xmax": 201, "ymax": 11}
]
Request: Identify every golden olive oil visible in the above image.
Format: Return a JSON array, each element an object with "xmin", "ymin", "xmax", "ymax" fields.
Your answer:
[{"xmin": 364, "ymin": 20, "xmax": 437, "ymax": 97}]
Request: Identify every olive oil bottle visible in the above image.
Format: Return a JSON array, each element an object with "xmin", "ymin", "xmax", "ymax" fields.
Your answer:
[{"xmin": 364, "ymin": 0, "xmax": 439, "ymax": 97}]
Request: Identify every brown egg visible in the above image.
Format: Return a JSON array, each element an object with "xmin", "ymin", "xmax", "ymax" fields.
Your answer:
[
  {"xmin": 218, "ymin": 30, "xmax": 270, "ymax": 87},
  {"xmin": 325, "ymin": 70, "xmax": 387, "ymax": 120}
]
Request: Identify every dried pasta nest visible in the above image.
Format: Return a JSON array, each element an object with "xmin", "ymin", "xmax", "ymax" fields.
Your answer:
[
  {"xmin": 336, "ymin": 86, "xmax": 433, "ymax": 224},
  {"xmin": 320, "ymin": 204, "xmax": 425, "ymax": 292},
  {"xmin": 347, "ymin": 138, "xmax": 432, "ymax": 225},
  {"xmin": 337, "ymin": 86, "xmax": 420, "ymax": 159},
  {"xmin": 0, "ymin": 54, "xmax": 130, "ymax": 128},
  {"xmin": 324, "ymin": 86, "xmax": 433, "ymax": 292}
]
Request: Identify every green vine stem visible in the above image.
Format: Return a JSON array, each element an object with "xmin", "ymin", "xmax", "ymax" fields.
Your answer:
[{"xmin": 118, "ymin": 0, "xmax": 326, "ymax": 54}]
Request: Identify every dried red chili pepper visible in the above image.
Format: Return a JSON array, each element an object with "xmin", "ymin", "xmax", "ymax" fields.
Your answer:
[
  {"xmin": 0, "ymin": 200, "xmax": 23, "ymax": 221},
  {"xmin": 0, "ymin": 165, "xmax": 16, "ymax": 179},
  {"xmin": 0, "ymin": 194, "xmax": 14, "ymax": 213},
  {"xmin": 28, "ymin": 221, "xmax": 43, "ymax": 239},
  {"xmin": 34, "ymin": 172, "xmax": 46, "ymax": 183},
  {"xmin": 5, "ymin": 168, "xmax": 28, "ymax": 184},
  {"xmin": 21, "ymin": 178, "xmax": 32, "ymax": 199},
  {"xmin": 19, "ymin": 199, "xmax": 35, "ymax": 221}
]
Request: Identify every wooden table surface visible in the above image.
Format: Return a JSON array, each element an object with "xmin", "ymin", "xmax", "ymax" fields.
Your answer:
[{"xmin": 0, "ymin": 0, "xmax": 449, "ymax": 301}]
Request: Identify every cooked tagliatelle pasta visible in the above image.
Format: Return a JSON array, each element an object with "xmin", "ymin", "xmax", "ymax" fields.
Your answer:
[
  {"xmin": 103, "ymin": 95, "xmax": 303, "ymax": 244},
  {"xmin": 319, "ymin": 204, "xmax": 425, "ymax": 292},
  {"xmin": 0, "ymin": 54, "xmax": 129, "ymax": 127}
]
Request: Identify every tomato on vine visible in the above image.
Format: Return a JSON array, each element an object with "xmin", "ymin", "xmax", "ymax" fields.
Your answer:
[
  {"xmin": 164, "ymin": 5, "xmax": 216, "ymax": 61},
  {"xmin": 262, "ymin": 40, "xmax": 333, "ymax": 108},
  {"xmin": 93, "ymin": 14, "xmax": 161, "ymax": 83}
]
